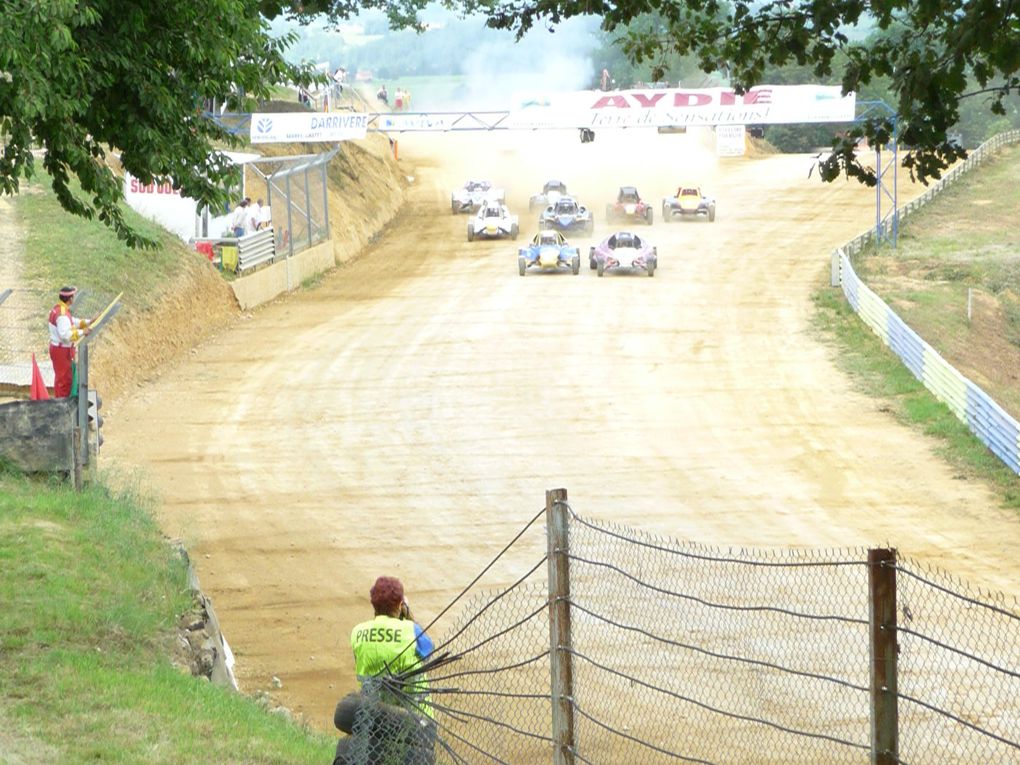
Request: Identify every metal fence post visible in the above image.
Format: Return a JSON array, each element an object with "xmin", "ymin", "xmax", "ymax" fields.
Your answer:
[
  {"xmin": 285, "ymin": 173, "xmax": 295, "ymax": 260},
  {"xmin": 322, "ymin": 161, "xmax": 330, "ymax": 234},
  {"xmin": 547, "ymin": 488, "xmax": 575, "ymax": 765},
  {"xmin": 304, "ymin": 166, "xmax": 313, "ymax": 249},
  {"xmin": 869, "ymin": 547, "xmax": 898, "ymax": 765}
]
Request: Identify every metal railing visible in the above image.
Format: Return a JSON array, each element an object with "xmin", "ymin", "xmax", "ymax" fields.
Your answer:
[
  {"xmin": 831, "ymin": 130, "xmax": 1020, "ymax": 474},
  {"xmin": 236, "ymin": 228, "xmax": 276, "ymax": 274}
]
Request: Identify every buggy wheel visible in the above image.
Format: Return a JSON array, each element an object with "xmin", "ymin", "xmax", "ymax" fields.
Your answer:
[
  {"xmin": 708, "ymin": 208, "xmax": 716, "ymax": 222},
  {"xmin": 518, "ymin": 256, "xmax": 526, "ymax": 276},
  {"xmin": 646, "ymin": 208, "xmax": 654, "ymax": 225},
  {"xmin": 467, "ymin": 226, "xmax": 474, "ymax": 242},
  {"xmin": 511, "ymin": 223, "xmax": 519, "ymax": 240},
  {"xmin": 647, "ymin": 260, "xmax": 656, "ymax": 277},
  {"xmin": 572, "ymin": 254, "xmax": 580, "ymax": 275},
  {"xmin": 597, "ymin": 259, "xmax": 604, "ymax": 277}
]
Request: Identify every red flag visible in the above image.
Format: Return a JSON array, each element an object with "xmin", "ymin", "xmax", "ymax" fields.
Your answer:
[{"xmin": 30, "ymin": 353, "xmax": 50, "ymax": 400}]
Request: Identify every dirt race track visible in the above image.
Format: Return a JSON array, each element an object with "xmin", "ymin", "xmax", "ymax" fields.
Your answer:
[{"xmin": 105, "ymin": 128, "xmax": 1020, "ymax": 729}]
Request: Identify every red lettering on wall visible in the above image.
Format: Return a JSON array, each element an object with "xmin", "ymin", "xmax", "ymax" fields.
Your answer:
[
  {"xmin": 672, "ymin": 92, "xmax": 712, "ymax": 107},
  {"xmin": 631, "ymin": 92, "xmax": 667, "ymax": 108},
  {"xmin": 591, "ymin": 95, "xmax": 631, "ymax": 109}
]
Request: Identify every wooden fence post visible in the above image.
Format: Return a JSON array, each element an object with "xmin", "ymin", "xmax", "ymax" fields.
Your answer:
[
  {"xmin": 547, "ymin": 488, "xmax": 575, "ymax": 765},
  {"xmin": 869, "ymin": 547, "xmax": 899, "ymax": 765}
]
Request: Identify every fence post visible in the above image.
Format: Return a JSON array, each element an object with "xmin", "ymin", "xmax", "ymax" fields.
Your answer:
[
  {"xmin": 547, "ymin": 488, "xmax": 575, "ymax": 765},
  {"xmin": 869, "ymin": 547, "xmax": 898, "ymax": 765}
]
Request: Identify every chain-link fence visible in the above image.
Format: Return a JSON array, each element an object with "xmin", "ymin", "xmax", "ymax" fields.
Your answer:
[
  {"xmin": 334, "ymin": 491, "xmax": 1019, "ymax": 765},
  {"xmin": 0, "ymin": 287, "xmax": 117, "ymax": 389},
  {"xmin": 250, "ymin": 150, "xmax": 337, "ymax": 261}
]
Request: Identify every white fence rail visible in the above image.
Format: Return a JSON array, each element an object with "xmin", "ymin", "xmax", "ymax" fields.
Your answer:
[
  {"xmin": 833, "ymin": 130, "xmax": 1020, "ymax": 474},
  {"xmin": 237, "ymin": 228, "xmax": 276, "ymax": 274}
]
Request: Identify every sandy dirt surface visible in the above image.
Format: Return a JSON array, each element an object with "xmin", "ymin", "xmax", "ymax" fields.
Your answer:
[{"xmin": 104, "ymin": 128, "xmax": 1020, "ymax": 730}]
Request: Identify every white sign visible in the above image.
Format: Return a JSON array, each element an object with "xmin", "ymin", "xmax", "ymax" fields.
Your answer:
[
  {"xmin": 250, "ymin": 112, "xmax": 369, "ymax": 143},
  {"xmin": 716, "ymin": 125, "xmax": 746, "ymax": 157},
  {"xmin": 123, "ymin": 173, "xmax": 199, "ymax": 241},
  {"xmin": 507, "ymin": 85, "xmax": 856, "ymax": 129},
  {"xmin": 375, "ymin": 113, "xmax": 463, "ymax": 132}
]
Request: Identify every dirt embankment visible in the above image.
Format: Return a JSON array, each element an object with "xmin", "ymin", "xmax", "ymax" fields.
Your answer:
[{"xmin": 97, "ymin": 134, "xmax": 406, "ymax": 404}]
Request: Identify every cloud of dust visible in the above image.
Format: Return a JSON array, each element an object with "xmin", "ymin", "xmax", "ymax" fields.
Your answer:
[{"xmin": 437, "ymin": 18, "xmax": 600, "ymax": 111}]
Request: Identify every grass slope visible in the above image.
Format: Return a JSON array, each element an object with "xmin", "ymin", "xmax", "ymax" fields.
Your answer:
[{"xmin": 0, "ymin": 472, "xmax": 332, "ymax": 764}]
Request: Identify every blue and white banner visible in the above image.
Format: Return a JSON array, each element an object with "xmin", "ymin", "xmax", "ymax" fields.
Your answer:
[{"xmin": 249, "ymin": 112, "xmax": 369, "ymax": 143}]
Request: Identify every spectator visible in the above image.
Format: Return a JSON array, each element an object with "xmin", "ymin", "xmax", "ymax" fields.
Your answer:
[
  {"xmin": 248, "ymin": 199, "xmax": 262, "ymax": 232},
  {"xmin": 47, "ymin": 286, "xmax": 90, "ymax": 398},
  {"xmin": 230, "ymin": 199, "xmax": 248, "ymax": 238},
  {"xmin": 403, "ymin": 89, "xmax": 411, "ymax": 111},
  {"xmin": 259, "ymin": 202, "xmax": 272, "ymax": 231},
  {"xmin": 600, "ymin": 68, "xmax": 610, "ymax": 91},
  {"xmin": 376, "ymin": 84, "xmax": 388, "ymax": 106},
  {"xmin": 394, "ymin": 88, "xmax": 403, "ymax": 111}
]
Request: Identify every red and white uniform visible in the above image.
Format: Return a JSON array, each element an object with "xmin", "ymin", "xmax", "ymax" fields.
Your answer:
[{"xmin": 48, "ymin": 303, "xmax": 87, "ymax": 397}]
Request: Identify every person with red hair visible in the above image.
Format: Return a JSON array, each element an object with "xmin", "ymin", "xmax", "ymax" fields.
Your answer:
[{"xmin": 336, "ymin": 576, "xmax": 435, "ymax": 764}]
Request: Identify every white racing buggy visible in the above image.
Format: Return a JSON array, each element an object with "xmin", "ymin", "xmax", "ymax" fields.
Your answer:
[
  {"xmin": 528, "ymin": 179, "xmax": 568, "ymax": 213},
  {"xmin": 467, "ymin": 202, "xmax": 520, "ymax": 241},
  {"xmin": 451, "ymin": 180, "xmax": 505, "ymax": 214}
]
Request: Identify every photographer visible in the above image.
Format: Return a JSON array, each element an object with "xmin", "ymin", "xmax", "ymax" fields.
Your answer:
[{"xmin": 334, "ymin": 576, "xmax": 435, "ymax": 765}]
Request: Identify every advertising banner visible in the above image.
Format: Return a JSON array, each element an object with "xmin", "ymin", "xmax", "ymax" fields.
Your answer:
[
  {"xmin": 375, "ymin": 113, "xmax": 465, "ymax": 132},
  {"xmin": 250, "ymin": 112, "xmax": 369, "ymax": 143},
  {"xmin": 123, "ymin": 173, "xmax": 198, "ymax": 241},
  {"xmin": 716, "ymin": 124, "xmax": 747, "ymax": 157},
  {"xmin": 507, "ymin": 85, "xmax": 856, "ymax": 129}
]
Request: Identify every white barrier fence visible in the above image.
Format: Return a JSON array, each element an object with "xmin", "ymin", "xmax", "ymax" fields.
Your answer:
[{"xmin": 833, "ymin": 130, "xmax": 1020, "ymax": 474}]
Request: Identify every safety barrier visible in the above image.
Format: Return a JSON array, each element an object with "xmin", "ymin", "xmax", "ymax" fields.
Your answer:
[
  {"xmin": 353, "ymin": 490, "xmax": 1020, "ymax": 765},
  {"xmin": 833, "ymin": 130, "xmax": 1020, "ymax": 474},
  {"xmin": 236, "ymin": 227, "xmax": 276, "ymax": 274}
]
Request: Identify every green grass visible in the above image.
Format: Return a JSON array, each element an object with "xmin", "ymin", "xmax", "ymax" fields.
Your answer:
[
  {"xmin": 12, "ymin": 177, "xmax": 199, "ymax": 314},
  {"xmin": 812, "ymin": 283, "xmax": 1020, "ymax": 509},
  {"xmin": 0, "ymin": 472, "xmax": 332, "ymax": 764}
]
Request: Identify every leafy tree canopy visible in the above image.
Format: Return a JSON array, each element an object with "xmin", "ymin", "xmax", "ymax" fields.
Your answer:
[
  {"xmin": 287, "ymin": 0, "xmax": 1020, "ymax": 186},
  {"xmin": 1, "ymin": 1, "xmax": 314, "ymax": 246}
]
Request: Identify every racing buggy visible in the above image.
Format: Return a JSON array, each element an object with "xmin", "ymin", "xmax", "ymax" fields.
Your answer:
[
  {"xmin": 468, "ymin": 202, "xmax": 519, "ymax": 241},
  {"xmin": 589, "ymin": 231, "xmax": 657, "ymax": 277},
  {"xmin": 538, "ymin": 196, "xmax": 594, "ymax": 235},
  {"xmin": 528, "ymin": 180, "xmax": 568, "ymax": 213},
  {"xmin": 662, "ymin": 185, "xmax": 716, "ymax": 222},
  {"xmin": 606, "ymin": 186, "xmax": 653, "ymax": 225},
  {"xmin": 518, "ymin": 229, "xmax": 580, "ymax": 276},
  {"xmin": 451, "ymin": 180, "xmax": 505, "ymax": 214}
]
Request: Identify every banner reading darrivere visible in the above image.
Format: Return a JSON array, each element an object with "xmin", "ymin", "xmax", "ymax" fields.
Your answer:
[
  {"xmin": 508, "ymin": 85, "xmax": 856, "ymax": 129},
  {"xmin": 249, "ymin": 112, "xmax": 369, "ymax": 143}
]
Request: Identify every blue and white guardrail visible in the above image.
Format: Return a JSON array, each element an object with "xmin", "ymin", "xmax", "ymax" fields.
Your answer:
[{"xmin": 833, "ymin": 130, "xmax": 1020, "ymax": 474}]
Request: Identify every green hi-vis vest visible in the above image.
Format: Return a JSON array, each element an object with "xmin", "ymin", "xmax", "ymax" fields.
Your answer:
[{"xmin": 351, "ymin": 615, "xmax": 432, "ymax": 717}]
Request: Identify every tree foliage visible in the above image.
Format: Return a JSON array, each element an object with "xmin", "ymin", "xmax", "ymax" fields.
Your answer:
[
  {"xmin": 293, "ymin": 0, "xmax": 1020, "ymax": 186},
  {"xmin": 0, "ymin": 0, "xmax": 313, "ymax": 246}
]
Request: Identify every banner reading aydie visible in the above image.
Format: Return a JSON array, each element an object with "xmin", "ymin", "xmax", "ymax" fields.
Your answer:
[
  {"xmin": 250, "ymin": 112, "xmax": 369, "ymax": 143},
  {"xmin": 508, "ymin": 85, "xmax": 856, "ymax": 129}
]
